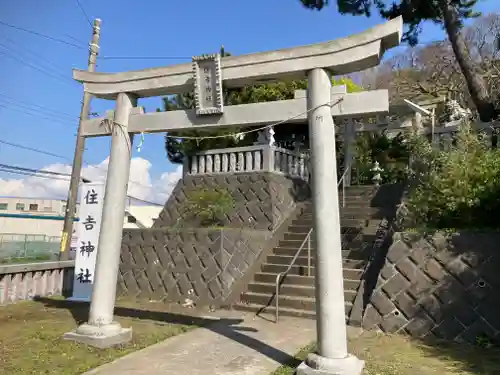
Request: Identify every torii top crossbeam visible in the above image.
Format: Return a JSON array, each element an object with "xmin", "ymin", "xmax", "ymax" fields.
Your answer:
[{"xmin": 74, "ymin": 17, "xmax": 403, "ymax": 100}]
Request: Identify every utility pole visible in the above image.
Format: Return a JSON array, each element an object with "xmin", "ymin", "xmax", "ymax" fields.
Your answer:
[{"xmin": 59, "ymin": 18, "xmax": 101, "ymax": 261}]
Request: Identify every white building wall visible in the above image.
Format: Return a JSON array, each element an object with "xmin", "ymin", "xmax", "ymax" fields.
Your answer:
[
  {"xmin": 0, "ymin": 197, "xmax": 161, "ymax": 236},
  {"xmin": 0, "ymin": 217, "xmax": 65, "ymax": 238},
  {"xmin": 126, "ymin": 205, "xmax": 162, "ymax": 227},
  {"xmin": 0, "ymin": 196, "xmax": 74, "ymax": 216}
]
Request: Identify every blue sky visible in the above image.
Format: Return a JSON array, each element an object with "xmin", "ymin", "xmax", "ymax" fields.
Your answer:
[{"xmin": 0, "ymin": 0, "xmax": 498, "ymax": 200}]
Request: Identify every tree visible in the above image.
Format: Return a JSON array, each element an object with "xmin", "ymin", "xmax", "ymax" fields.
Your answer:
[
  {"xmin": 162, "ymin": 49, "xmax": 363, "ymax": 164},
  {"xmin": 357, "ymin": 13, "xmax": 500, "ymax": 118},
  {"xmin": 300, "ymin": 0, "xmax": 498, "ymax": 122}
]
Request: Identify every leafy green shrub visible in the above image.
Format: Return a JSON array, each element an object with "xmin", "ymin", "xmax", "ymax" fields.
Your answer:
[
  {"xmin": 179, "ymin": 188, "xmax": 235, "ymax": 227},
  {"xmin": 406, "ymin": 122, "xmax": 500, "ymax": 229},
  {"xmin": 353, "ymin": 131, "xmax": 411, "ymax": 185}
]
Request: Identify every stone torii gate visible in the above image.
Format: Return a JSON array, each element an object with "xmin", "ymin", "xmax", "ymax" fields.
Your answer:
[{"xmin": 65, "ymin": 17, "xmax": 403, "ymax": 375}]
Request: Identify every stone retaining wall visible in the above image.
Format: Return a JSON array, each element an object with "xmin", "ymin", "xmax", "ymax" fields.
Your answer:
[
  {"xmin": 119, "ymin": 228, "xmax": 272, "ymax": 307},
  {"xmin": 153, "ymin": 172, "xmax": 309, "ymax": 231},
  {"xmin": 0, "ymin": 261, "xmax": 74, "ymax": 305},
  {"xmin": 362, "ymin": 231, "xmax": 500, "ymax": 343}
]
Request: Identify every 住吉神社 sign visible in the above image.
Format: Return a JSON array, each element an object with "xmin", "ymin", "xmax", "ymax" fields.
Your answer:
[
  {"xmin": 69, "ymin": 182, "xmax": 105, "ymax": 302},
  {"xmin": 192, "ymin": 54, "xmax": 224, "ymax": 116}
]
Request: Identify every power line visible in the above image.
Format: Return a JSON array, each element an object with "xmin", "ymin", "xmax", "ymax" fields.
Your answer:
[
  {"xmin": 0, "ymin": 163, "xmax": 163, "ymax": 205},
  {"xmin": 0, "ymin": 167, "xmax": 71, "ymax": 182},
  {"xmin": 0, "ymin": 163, "xmax": 90, "ymax": 182},
  {"xmin": 0, "ymin": 138, "xmax": 158, "ymax": 189},
  {"xmin": 0, "ymin": 103, "xmax": 77, "ymax": 128},
  {"xmin": 3, "ymin": 37, "xmax": 74, "ymax": 81},
  {"xmin": 64, "ymin": 33, "xmax": 87, "ymax": 46},
  {"xmin": 0, "ymin": 139, "xmax": 71, "ymax": 161},
  {"xmin": 0, "ymin": 92, "xmax": 77, "ymax": 119},
  {"xmin": 0, "ymin": 96, "xmax": 77, "ymax": 121},
  {"xmin": 75, "ymin": 0, "xmax": 93, "ymax": 27},
  {"xmin": 0, "ymin": 44, "xmax": 76, "ymax": 86},
  {"xmin": 1, "ymin": 163, "xmax": 70, "ymax": 177},
  {"xmin": 0, "ymin": 20, "xmax": 86, "ymax": 49},
  {"xmin": 99, "ymin": 55, "xmax": 191, "ymax": 61}
]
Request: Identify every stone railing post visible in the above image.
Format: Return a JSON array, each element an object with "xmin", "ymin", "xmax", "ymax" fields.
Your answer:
[
  {"xmin": 182, "ymin": 145, "xmax": 311, "ymax": 181},
  {"xmin": 182, "ymin": 155, "xmax": 190, "ymax": 176},
  {"xmin": 261, "ymin": 145, "xmax": 274, "ymax": 172}
]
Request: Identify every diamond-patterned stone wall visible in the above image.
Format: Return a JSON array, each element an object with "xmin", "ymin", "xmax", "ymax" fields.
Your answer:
[
  {"xmin": 153, "ymin": 172, "xmax": 310, "ymax": 231},
  {"xmin": 118, "ymin": 228, "xmax": 271, "ymax": 306},
  {"xmin": 362, "ymin": 231, "xmax": 500, "ymax": 343}
]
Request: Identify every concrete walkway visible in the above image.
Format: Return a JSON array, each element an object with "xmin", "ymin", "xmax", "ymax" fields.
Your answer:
[{"xmin": 84, "ymin": 311, "xmax": 316, "ymax": 375}]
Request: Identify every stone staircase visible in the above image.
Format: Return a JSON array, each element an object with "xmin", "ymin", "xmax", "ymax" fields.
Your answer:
[{"xmin": 233, "ymin": 185, "xmax": 386, "ymax": 320}]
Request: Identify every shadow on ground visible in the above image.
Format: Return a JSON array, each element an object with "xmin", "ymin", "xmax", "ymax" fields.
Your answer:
[{"xmin": 34, "ymin": 297, "xmax": 302, "ymax": 369}]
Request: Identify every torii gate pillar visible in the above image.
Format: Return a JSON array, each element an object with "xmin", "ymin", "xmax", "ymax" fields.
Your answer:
[
  {"xmin": 298, "ymin": 69, "xmax": 364, "ymax": 374},
  {"xmin": 64, "ymin": 93, "xmax": 136, "ymax": 347}
]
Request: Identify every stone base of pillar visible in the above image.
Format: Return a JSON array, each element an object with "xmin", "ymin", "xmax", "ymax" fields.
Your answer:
[
  {"xmin": 296, "ymin": 353, "xmax": 364, "ymax": 375},
  {"xmin": 63, "ymin": 321, "xmax": 132, "ymax": 349}
]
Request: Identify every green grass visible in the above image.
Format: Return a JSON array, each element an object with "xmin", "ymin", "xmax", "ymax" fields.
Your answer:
[
  {"xmin": 0, "ymin": 254, "xmax": 54, "ymax": 264},
  {"xmin": 271, "ymin": 332, "xmax": 500, "ymax": 375},
  {"xmin": 0, "ymin": 298, "xmax": 197, "ymax": 375}
]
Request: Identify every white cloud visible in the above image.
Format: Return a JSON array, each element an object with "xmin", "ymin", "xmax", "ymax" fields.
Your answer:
[{"xmin": 0, "ymin": 157, "xmax": 182, "ymax": 205}]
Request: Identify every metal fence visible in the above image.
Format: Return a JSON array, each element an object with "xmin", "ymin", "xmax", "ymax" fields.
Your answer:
[{"xmin": 0, "ymin": 233, "xmax": 61, "ymax": 263}]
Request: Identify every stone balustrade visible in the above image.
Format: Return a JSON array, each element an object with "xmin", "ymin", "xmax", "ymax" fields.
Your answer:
[
  {"xmin": 183, "ymin": 145, "xmax": 310, "ymax": 180},
  {"xmin": 0, "ymin": 261, "xmax": 74, "ymax": 305}
]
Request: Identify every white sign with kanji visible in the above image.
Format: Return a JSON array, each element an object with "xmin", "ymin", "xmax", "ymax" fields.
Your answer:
[{"xmin": 69, "ymin": 182, "xmax": 105, "ymax": 302}]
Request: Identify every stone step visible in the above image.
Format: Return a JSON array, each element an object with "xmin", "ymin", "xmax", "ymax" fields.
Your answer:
[
  {"xmin": 266, "ymin": 255, "xmax": 366, "ymax": 269},
  {"xmin": 240, "ymin": 291, "xmax": 315, "ymax": 311},
  {"xmin": 282, "ymin": 232, "xmax": 313, "ymax": 242},
  {"xmin": 281, "ymin": 233, "xmax": 368, "ymax": 243},
  {"xmin": 232, "ymin": 302, "xmax": 317, "ymax": 320},
  {"xmin": 287, "ymin": 224, "xmax": 313, "ymax": 234},
  {"xmin": 261, "ymin": 263, "xmax": 364, "ymax": 279},
  {"xmin": 278, "ymin": 232, "xmax": 378, "ymax": 248},
  {"xmin": 280, "ymin": 232, "xmax": 362, "ymax": 249},
  {"xmin": 276, "ymin": 237, "xmax": 373, "ymax": 251},
  {"xmin": 239, "ymin": 292, "xmax": 354, "ymax": 314},
  {"xmin": 343, "ymin": 239, "xmax": 377, "ymax": 251},
  {"xmin": 340, "ymin": 210, "xmax": 387, "ymax": 220},
  {"xmin": 340, "ymin": 206, "xmax": 382, "ymax": 214},
  {"xmin": 232, "ymin": 302, "xmax": 354, "ymax": 320},
  {"xmin": 272, "ymin": 247, "xmax": 371, "ymax": 260},
  {"xmin": 291, "ymin": 218, "xmax": 377, "ymax": 229},
  {"xmin": 297, "ymin": 214, "xmax": 382, "ymax": 224},
  {"xmin": 301, "ymin": 208, "xmax": 375, "ymax": 219},
  {"xmin": 253, "ymin": 272, "xmax": 362, "ymax": 291},
  {"xmin": 286, "ymin": 224, "xmax": 384, "ymax": 237},
  {"xmin": 292, "ymin": 217, "xmax": 369, "ymax": 227},
  {"xmin": 343, "ymin": 278, "xmax": 362, "ymax": 290},
  {"xmin": 277, "ymin": 239, "xmax": 313, "ymax": 249},
  {"xmin": 247, "ymin": 282, "xmax": 358, "ymax": 303},
  {"xmin": 343, "ymin": 185, "xmax": 379, "ymax": 194},
  {"xmin": 248, "ymin": 282, "xmax": 315, "ymax": 298},
  {"xmin": 302, "ymin": 196, "xmax": 375, "ymax": 207},
  {"xmin": 254, "ymin": 272, "xmax": 314, "ymax": 286}
]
